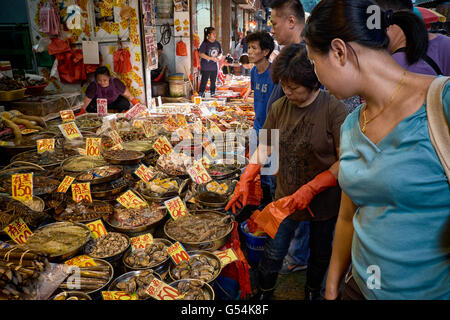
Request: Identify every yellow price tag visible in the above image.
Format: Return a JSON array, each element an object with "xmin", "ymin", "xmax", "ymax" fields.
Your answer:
[
  {"xmin": 59, "ymin": 122, "xmax": 82, "ymax": 140},
  {"xmin": 214, "ymin": 248, "xmax": 238, "ymax": 267},
  {"xmin": 65, "ymin": 255, "xmax": 98, "ymax": 267},
  {"xmin": 176, "ymin": 114, "xmax": 188, "ymax": 127},
  {"xmin": 145, "ymin": 278, "xmax": 183, "ymax": 300},
  {"xmin": 166, "ymin": 241, "xmax": 190, "ymax": 265},
  {"xmin": 134, "ymin": 164, "xmax": 154, "ymax": 184},
  {"xmin": 108, "ymin": 130, "xmax": 123, "ymax": 145},
  {"xmin": 164, "ymin": 196, "xmax": 187, "ymax": 220},
  {"xmin": 86, "ymin": 219, "xmax": 108, "ymax": 240},
  {"xmin": 187, "ymin": 161, "xmax": 212, "ymax": 185},
  {"xmin": 3, "ymin": 218, "xmax": 33, "ymax": 245},
  {"xmin": 194, "ymin": 96, "xmax": 202, "ymax": 105},
  {"xmin": 11, "ymin": 173, "xmax": 33, "ymax": 202},
  {"xmin": 60, "ymin": 110, "xmax": 75, "ymax": 123},
  {"xmin": 71, "ymin": 183, "xmax": 92, "ymax": 203},
  {"xmin": 21, "ymin": 128, "xmax": 39, "ymax": 135},
  {"xmin": 202, "ymin": 138, "xmax": 218, "ymax": 159},
  {"xmin": 102, "ymin": 291, "xmax": 138, "ymax": 300},
  {"xmin": 130, "ymin": 233, "xmax": 154, "ymax": 251},
  {"xmin": 163, "ymin": 116, "xmax": 180, "ymax": 132},
  {"xmin": 86, "ymin": 138, "xmax": 102, "ymax": 157},
  {"xmin": 152, "ymin": 136, "xmax": 173, "ymax": 156},
  {"xmin": 57, "ymin": 176, "xmax": 75, "ymax": 193},
  {"xmin": 116, "ymin": 190, "xmax": 147, "ymax": 209},
  {"xmin": 37, "ymin": 139, "xmax": 55, "ymax": 153}
]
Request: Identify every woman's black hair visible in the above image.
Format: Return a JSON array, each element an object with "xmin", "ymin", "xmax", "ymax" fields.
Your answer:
[
  {"xmin": 204, "ymin": 27, "xmax": 215, "ymax": 41},
  {"xmin": 245, "ymin": 31, "xmax": 275, "ymax": 59},
  {"xmin": 302, "ymin": 0, "xmax": 428, "ymax": 66},
  {"xmin": 95, "ymin": 66, "xmax": 111, "ymax": 78},
  {"xmin": 271, "ymin": 43, "xmax": 320, "ymax": 91}
]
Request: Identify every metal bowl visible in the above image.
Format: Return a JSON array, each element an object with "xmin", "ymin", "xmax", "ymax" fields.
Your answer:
[
  {"xmin": 107, "ymin": 270, "xmax": 162, "ymax": 300},
  {"xmin": 51, "ymin": 291, "xmax": 92, "ymax": 300},
  {"xmin": 164, "ymin": 210, "xmax": 234, "ymax": 251},
  {"xmin": 55, "ymin": 200, "xmax": 113, "ymax": 223},
  {"xmin": 169, "ymin": 279, "xmax": 215, "ymax": 300},
  {"xmin": 168, "ymin": 250, "xmax": 222, "ymax": 284},
  {"xmin": 84, "ymin": 232, "xmax": 131, "ymax": 264},
  {"xmin": 102, "ymin": 150, "xmax": 145, "ymax": 166},
  {"xmin": 122, "ymin": 238, "xmax": 173, "ymax": 273},
  {"xmin": 10, "ymin": 148, "xmax": 76, "ymax": 170},
  {"xmin": 75, "ymin": 165, "xmax": 123, "ymax": 185},
  {"xmin": 194, "ymin": 191, "xmax": 230, "ymax": 209},
  {"xmin": 60, "ymin": 155, "xmax": 108, "ymax": 174}
]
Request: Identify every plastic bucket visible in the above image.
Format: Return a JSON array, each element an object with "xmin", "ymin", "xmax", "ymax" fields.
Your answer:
[
  {"xmin": 169, "ymin": 79, "xmax": 185, "ymax": 97},
  {"xmin": 240, "ymin": 221, "xmax": 268, "ymax": 264}
]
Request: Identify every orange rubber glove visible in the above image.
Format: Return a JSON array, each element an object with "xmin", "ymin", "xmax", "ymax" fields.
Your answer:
[
  {"xmin": 154, "ymin": 73, "xmax": 163, "ymax": 82},
  {"xmin": 75, "ymin": 108, "xmax": 86, "ymax": 116},
  {"xmin": 280, "ymin": 170, "xmax": 337, "ymax": 214},
  {"xmin": 225, "ymin": 164, "xmax": 262, "ymax": 214},
  {"xmin": 131, "ymin": 98, "xmax": 139, "ymax": 106},
  {"xmin": 250, "ymin": 197, "xmax": 293, "ymax": 239}
]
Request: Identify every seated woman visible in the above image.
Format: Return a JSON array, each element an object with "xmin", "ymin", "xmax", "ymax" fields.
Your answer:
[{"xmin": 78, "ymin": 66, "xmax": 139, "ymax": 114}]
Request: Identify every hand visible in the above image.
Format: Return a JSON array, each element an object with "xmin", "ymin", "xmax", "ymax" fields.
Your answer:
[
  {"xmin": 324, "ymin": 286, "xmax": 340, "ymax": 300},
  {"xmin": 225, "ymin": 164, "xmax": 262, "ymax": 214},
  {"xmin": 242, "ymin": 88, "xmax": 250, "ymax": 101}
]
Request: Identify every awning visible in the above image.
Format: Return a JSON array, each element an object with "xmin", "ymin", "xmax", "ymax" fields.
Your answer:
[{"xmin": 415, "ymin": 6, "xmax": 447, "ymax": 26}]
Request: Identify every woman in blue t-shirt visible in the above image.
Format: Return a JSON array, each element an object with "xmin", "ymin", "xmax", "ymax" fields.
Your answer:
[
  {"xmin": 198, "ymin": 27, "xmax": 222, "ymax": 97},
  {"xmin": 304, "ymin": 0, "xmax": 450, "ymax": 300}
]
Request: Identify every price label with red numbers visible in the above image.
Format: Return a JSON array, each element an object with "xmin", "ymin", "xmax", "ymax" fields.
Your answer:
[
  {"xmin": 60, "ymin": 110, "xmax": 75, "ymax": 122},
  {"xmin": 125, "ymin": 103, "xmax": 147, "ymax": 120},
  {"xmin": 187, "ymin": 161, "xmax": 212, "ymax": 185},
  {"xmin": 71, "ymin": 182, "xmax": 92, "ymax": 203},
  {"xmin": 130, "ymin": 233, "xmax": 154, "ymax": 251},
  {"xmin": 164, "ymin": 196, "xmax": 187, "ymax": 220},
  {"xmin": 57, "ymin": 176, "xmax": 75, "ymax": 193},
  {"xmin": 200, "ymin": 156, "xmax": 211, "ymax": 168},
  {"xmin": 86, "ymin": 138, "xmax": 102, "ymax": 157},
  {"xmin": 65, "ymin": 255, "xmax": 98, "ymax": 267},
  {"xmin": 166, "ymin": 241, "xmax": 190, "ymax": 265},
  {"xmin": 134, "ymin": 164, "xmax": 154, "ymax": 184},
  {"xmin": 116, "ymin": 190, "xmax": 147, "ymax": 209},
  {"xmin": 202, "ymin": 138, "xmax": 218, "ymax": 159},
  {"xmin": 145, "ymin": 278, "xmax": 183, "ymax": 300},
  {"xmin": 59, "ymin": 122, "xmax": 82, "ymax": 140},
  {"xmin": 37, "ymin": 139, "xmax": 55, "ymax": 153},
  {"xmin": 110, "ymin": 143, "xmax": 123, "ymax": 150},
  {"xmin": 176, "ymin": 114, "xmax": 188, "ymax": 127},
  {"xmin": 214, "ymin": 248, "xmax": 238, "ymax": 267},
  {"xmin": 97, "ymin": 98, "xmax": 108, "ymax": 116},
  {"xmin": 142, "ymin": 120, "xmax": 155, "ymax": 138},
  {"xmin": 21, "ymin": 128, "xmax": 38, "ymax": 135},
  {"xmin": 152, "ymin": 136, "xmax": 173, "ymax": 156},
  {"xmin": 102, "ymin": 291, "xmax": 138, "ymax": 300},
  {"xmin": 194, "ymin": 96, "xmax": 202, "ymax": 105},
  {"xmin": 108, "ymin": 130, "xmax": 123, "ymax": 145},
  {"xmin": 86, "ymin": 219, "xmax": 108, "ymax": 240},
  {"xmin": 163, "ymin": 115, "xmax": 180, "ymax": 132},
  {"xmin": 11, "ymin": 173, "xmax": 33, "ymax": 202},
  {"xmin": 3, "ymin": 218, "xmax": 33, "ymax": 245}
]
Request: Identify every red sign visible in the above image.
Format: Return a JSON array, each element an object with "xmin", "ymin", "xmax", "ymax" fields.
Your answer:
[{"xmin": 97, "ymin": 98, "xmax": 108, "ymax": 116}]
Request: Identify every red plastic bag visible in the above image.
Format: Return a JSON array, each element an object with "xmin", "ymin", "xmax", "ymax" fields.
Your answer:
[
  {"xmin": 113, "ymin": 48, "xmax": 132, "ymax": 74},
  {"xmin": 193, "ymin": 49, "xmax": 200, "ymax": 69},
  {"xmin": 176, "ymin": 40, "xmax": 188, "ymax": 56},
  {"xmin": 47, "ymin": 38, "xmax": 71, "ymax": 55}
]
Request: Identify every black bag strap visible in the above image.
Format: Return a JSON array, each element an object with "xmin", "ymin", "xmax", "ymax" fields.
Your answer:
[{"xmin": 393, "ymin": 47, "xmax": 443, "ymax": 75}]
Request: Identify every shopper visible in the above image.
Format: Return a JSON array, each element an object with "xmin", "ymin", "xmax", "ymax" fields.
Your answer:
[
  {"xmin": 198, "ymin": 27, "xmax": 222, "ymax": 97},
  {"xmin": 151, "ymin": 43, "xmax": 170, "ymax": 82},
  {"xmin": 375, "ymin": 0, "xmax": 450, "ymax": 76},
  {"xmin": 79, "ymin": 66, "xmax": 139, "ymax": 114},
  {"xmin": 303, "ymin": 0, "xmax": 450, "ymax": 300},
  {"xmin": 226, "ymin": 43, "xmax": 348, "ymax": 300}
]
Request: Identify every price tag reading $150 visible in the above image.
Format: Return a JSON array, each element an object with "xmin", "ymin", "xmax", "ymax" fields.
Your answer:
[{"xmin": 11, "ymin": 173, "xmax": 33, "ymax": 202}]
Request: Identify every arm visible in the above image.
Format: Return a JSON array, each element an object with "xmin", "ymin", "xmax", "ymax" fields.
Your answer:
[
  {"xmin": 199, "ymin": 52, "xmax": 214, "ymax": 61},
  {"xmin": 121, "ymin": 88, "xmax": 139, "ymax": 105},
  {"xmin": 325, "ymin": 191, "xmax": 357, "ymax": 300},
  {"xmin": 243, "ymin": 81, "xmax": 252, "ymax": 102},
  {"xmin": 75, "ymin": 96, "xmax": 92, "ymax": 115}
]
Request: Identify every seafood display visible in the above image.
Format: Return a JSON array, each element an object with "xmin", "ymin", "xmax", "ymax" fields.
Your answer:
[
  {"xmin": 85, "ymin": 232, "xmax": 130, "ymax": 259},
  {"xmin": 170, "ymin": 252, "xmax": 221, "ymax": 283},
  {"xmin": 11, "ymin": 149, "xmax": 78, "ymax": 168},
  {"xmin": 0, "ymin": 196, "xmax": 47, "ymax": 230},
  {"xmin": 75, "ymin": 117, "xmax": 103, "ymax": 131},
  {"xmin": 165, "ymin": 211, "xmax": 233, "ymax": 244},
  {"xmin": 171, "ymin": 279, "xmax": 214, "ymax": 300},
  {"xmin": 156, "ymin": 153, "xmax": 192, "ymax": 176},
  {"xmin": 59, "ymin": 260, "xmax": 113, "ymax": 293},
  {"xmin": 76, "ymin": 166, "xmax": 122, "ymax": 184},
  {"xmin": 107, "ymin": 202, "xmax": 166, "ymax": 230},
  {"xmin": 56, "ymin": 200, "xmax": 113, "ymax": 223},
  {"xmin": 136, "ymin": 177, "xmax": 179, "ymax": 196},
  {"xmin": 103, "ymin": 149, "xmax": 145, "ymax": 165},
  {"xmin": 111, "ymin": 270, "xmax": 158, "ymax": 299},
  {"xmin": 62, "ymin": 156, "xmax": 107, "ymax": 173},
  {"xmin": 205, "ymin": 181, "xmax": 230, "ymax": 195},
  {"xmin": 0, "ymin": 175, "xmax": 59, "ymax": 196},
  {"xmin": 123, "ymin": 240, "xmax": 170, "ymax": 269},
  {"xmin": 22, "ymin": 222, "xmax": 91, "ymax": 258}
]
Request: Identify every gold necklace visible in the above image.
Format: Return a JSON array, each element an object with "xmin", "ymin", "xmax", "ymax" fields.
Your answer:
[{"xmin": 361, "ymin": 70, "xmax": 407, "ymax": 133}]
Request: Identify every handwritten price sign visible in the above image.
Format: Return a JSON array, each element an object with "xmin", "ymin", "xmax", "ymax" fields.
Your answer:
[
  {"xmin": 214, "ymin": 248, "xmax": 238, "ymax": 267},
  {"xmin": 86, "ymin": 138, "xmax": 102, "ymax": 157},
  {"xmin": 108, "ymin": 130, "xmax": 123, "ymax": 146},
  {"xmin": 116, "ymin": 190, "xmax": 147, "ymax": 209},
  {"xmin": 202, "ymin": 138, "xmax": 218, "ymax": 159},
  {"xmin": 187, "ymin": 161, "xmax": 212, "ymax": 185},
  {"xmin": 97, "ymin": 98, "xmax": 108, "ymax": 116},
  {"xmin": 71, "ymin": 183, "xmax": 92, "ymax": 203},
  {"xmin": 142, "ymin": 120, "xmax": 154, "ymax": 138},
  {"xmin": 4, "ymin": 218, "xmax": 33, "ymax": 245},
  {"xmin": 134, "ymin": 164, "xmax": 154, "ymax": 184},
  {"xmin": 102, "ymin": 291, "xmax": 138, "ymax": 300},
  {"xmin": 65, "ymin": 255, "xmax": 98, "ymax": 267},
  {"xmin": 152, "ymin": 136, "xmax": 173, "ymax": 156},
  {"xmin": 146, "ymin": 278, "xmax": 183, "ymax": 300},
  {"xmin": 60, "ymin": 110, "xmax": 75, "ymax": 123},
  {"xmin": 37, "ymin": 139, "xmax": 55, "ymax": 153},
  {"xmin": 194, "ymin": 96, "xmax": 202, "ymax": 105},
  {"xmin": 59, "ymin": 122, "xmax": 82, "ymax": 140},
  {"xmin": 164, "ymin": 197, "xmax": 187, "ymax": 220},
  {"xmin": 167, "ymin": 241, "xmax": 190, "ymax": 265},
  {"xmin": 57, "ymin": 176, "xmax": 75, "ymax": 193},
  {"xmin": 163, "ymin": 116, "xmax": 180, "ymax": 132},
  {"xmin": 86, "ymin": 219, "xmax": 108, "ymax": 240},
  {"xmin": 125, "ymin": 103, "xmax": 147, "ymax": 120},
  {"xmin": 21, "ymin": 128, "xmax": 38, "ymax": 135},
  {"xmin": 176, "ymin": 114, "xmax": 188, "ymax": 127},
  {"xmin": 11, "ymin": 173, "xmax": 33, "ymax": 202},
  {"xmin": 130, "ymin": 233, "xmax": 154, "ymax": 251}
]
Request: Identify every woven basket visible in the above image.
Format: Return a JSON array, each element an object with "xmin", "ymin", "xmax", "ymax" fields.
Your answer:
[{"xmin": 0, "ymin": 88, "xmax": 26, "ymax": 101}]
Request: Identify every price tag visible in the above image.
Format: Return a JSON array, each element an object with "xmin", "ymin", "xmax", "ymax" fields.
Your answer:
[
  {"xmin": 194, "ymin": 96, "xmax": 202, "ymax": 105},
  {"xmin": 110, "ymin": 143, "xmax": 123, "ymax": 150},
  {"xmin": 202, "ymin": 138, "xmax": 218, "ymax": 159},
  {"xmin": 37, "ymin": 139, "xmax": 55, "ymax": 153},
  {"xmin": 130, "ymin": 233, "xmax": 154, "ymax": 251},
  {"xmin": 97, "ymin": 98, "xmax": 108, "ymax": 116},
  {"xmin": 134, "ymin": 164, "xmax": 154, "ymax": 184},
  {"xmin": 21, "ymin": 128, "xmax": 39, "ymax": 135},
  {"xmin": 145, "ymin": 278, "xmax": 183, "ymax": 300},
  {"xmin": 108, "ymin": 130, "xmax": 123, "ymax": 145},
  {"xmin": 210, "ymin": 101, "xmax": 220, "ymax": 108},
  {"xmin": 11, "ymin": 173, "xmax": 33, "ymax": 202},
  {"xmin": 176, "ymin": 114, "xmax": 188, "ymax": 127},
  {"xmin": 3, "ymin": 218, "xmax": 33, "ymax": 245},
  {"xmin": 166, "ymin": 241, "xmax": 190, "ymax": 265},
  {"xmin": 132, "ymin": 120, "xmax": 144, "ymax": 129},
  {"xmin": 86, "ymin": 219, "xmax": 108, "ymax": 240},
  {"xmin": 116, "ymin": 190, "xmax": 147, "ymax": 209},
  {"xmin": 65, "ymin": 255, "xmax": 98, "ymax": 267},
  {"xmin": 152, "ymin": 136, "xmax": 173, "ymax": 156},
  {"xmin": 77, "ymin": 148, "xmax": 87, "ymax": 156},
  {"xmin": 200, "ymin": 156, "xmax": 211, "ymax": 168},
  {"xmin": 102, "ymin": 291, "xmax": 138, "ymax": 300},
  {"xmin": 60, "ymin": 110, "xmax": 75, "ymax": 122},
  {"xmin": 59, "ymin": 122, "xmax": 82, "ymax": 140},
  {"xmin": 57, "ymin": 176, "xmax": 75, "ymax": 193},
  {"xmin": 176, "ymin": 127, "xmax": 193, "ymax": 140},
  {"xmin": 163, "ymin": 115, "xmax": 180, "ymax": 132},
  {"xmin": 164, "ymin": 196, "xmax": 187, "ymax": 220},
  {"xmin": 86, "ymin": 137, "xmax": 102, "ymax": 157},
  {"xmin": 187, "ymin": 161, "xmax": 212, "ymax": 185},
  {"xmin": 142, "ymin": 120, "xmax": 154, "ymax": 138},
  {"xmin": 214, "ymin": 248, "xmax": 238, "ymax": 267},
  {"xmin": 209, "ymin": 121, "xmax": 222, "ymax": 134},
  {"xmin": 71, "ymin": 182, "xmax": 92, "ymax": 203},
  {"xmin": 125, "ymin": 103, "xmax": 147, "ymax": 120}
]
